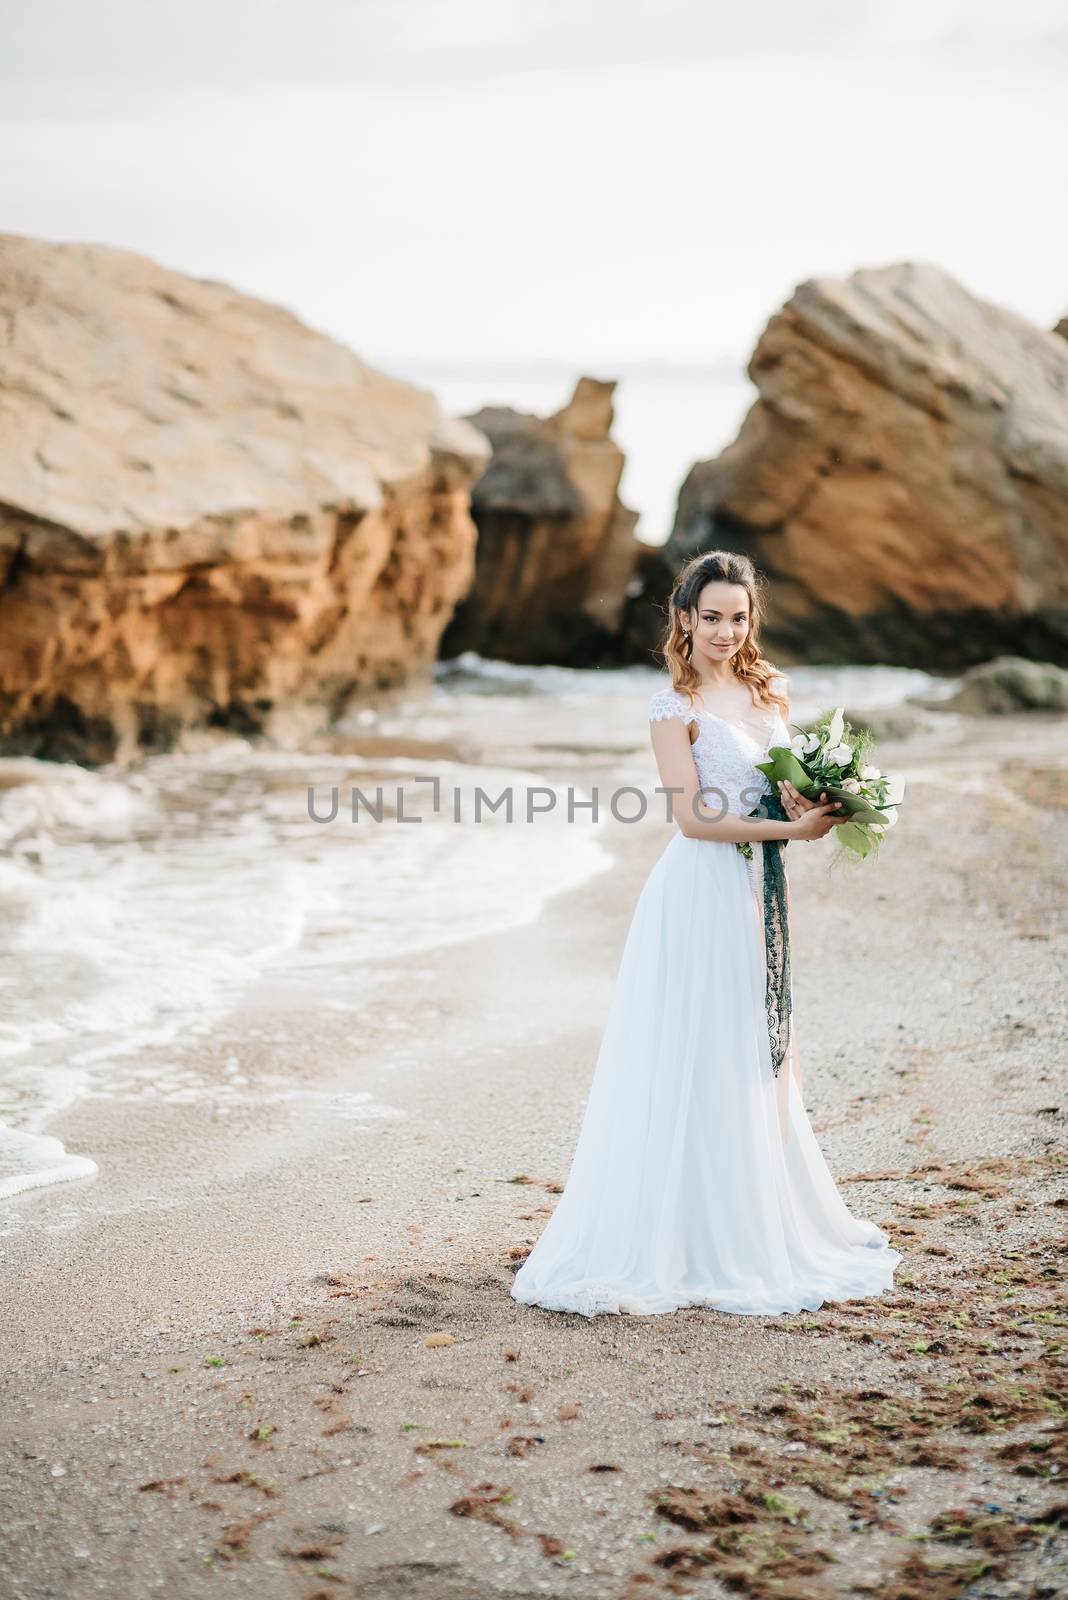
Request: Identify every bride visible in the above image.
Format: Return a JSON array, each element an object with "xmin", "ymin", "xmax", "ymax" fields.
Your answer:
[{"xmin": 510, "ymin": 549, "xmax": 902, "ymax": 1318}]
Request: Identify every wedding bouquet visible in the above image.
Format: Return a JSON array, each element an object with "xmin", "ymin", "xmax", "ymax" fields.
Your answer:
[{"xmin": 748, "ymin": 706, "xmax": 905, "ymax": 864}]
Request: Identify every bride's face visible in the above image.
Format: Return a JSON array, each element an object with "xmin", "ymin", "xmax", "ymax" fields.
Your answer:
[{"xmin": 685, "ymin": 582, "xmax": 750, "ymax": 666}]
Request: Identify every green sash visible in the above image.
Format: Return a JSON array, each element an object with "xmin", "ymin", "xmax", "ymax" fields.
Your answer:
[{"xmin": 741, "ymin": 790, "xmax": 792, "ymax": 1079}]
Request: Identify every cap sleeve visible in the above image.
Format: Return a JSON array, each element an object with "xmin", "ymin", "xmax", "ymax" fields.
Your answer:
[{"xmin": 648, "ymin": 687, "xmax": 698, "ymax": 725}]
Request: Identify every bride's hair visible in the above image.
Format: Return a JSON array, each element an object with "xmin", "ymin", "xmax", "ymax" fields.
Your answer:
[{"xmin": 657, "ymin": 549, "xmax": 789, "ymax": 719}]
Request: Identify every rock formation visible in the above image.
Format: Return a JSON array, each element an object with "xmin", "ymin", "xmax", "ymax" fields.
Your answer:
[
  {"xmin": 0, "ymin": 234, "xmax": 490, "ymax": 762},
  {"xmin": 439, "ymin": 378, "xmax": 640, "ymax": 665},
  {"xmin": 926, "ymin": 655, "xmax": 1068, "ymax": 715},
  {"xmin": 625, "ymin": 263, "xmax": 1068, "ymax": 670}
]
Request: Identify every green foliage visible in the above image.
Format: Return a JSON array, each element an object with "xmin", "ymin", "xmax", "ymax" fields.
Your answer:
[{"xmin": 755, "ymin": 704, "xmax": 902, "ymax": 868}]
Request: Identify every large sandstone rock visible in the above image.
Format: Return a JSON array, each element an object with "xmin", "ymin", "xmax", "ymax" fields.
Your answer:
[
  {"xmin": 0, "ymin": 234, "xmax": 490, "ymax": 762},
  {"xmin": 921, "ymin": 655, "xmax": 1068, "ymax": 715},
  {"xmin": 626, "ymin": 263, "xmax": 1068, "ymax": 670},
  {"xmin": 439, "ymin": 378, "xmax": 640, "ymax": 665}
]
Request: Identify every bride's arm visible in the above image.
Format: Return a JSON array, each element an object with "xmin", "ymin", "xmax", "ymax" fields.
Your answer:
[{"xmin": 650, "ymin": 718, "xmax": 800, "ymax": 843}]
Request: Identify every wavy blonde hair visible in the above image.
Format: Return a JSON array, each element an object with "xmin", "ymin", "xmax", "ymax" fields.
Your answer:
[{"xmin": 655, "ymin": 549, "xmax": 789, "ymax": 719}]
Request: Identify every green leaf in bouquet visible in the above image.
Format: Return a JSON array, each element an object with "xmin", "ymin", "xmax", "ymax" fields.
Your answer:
[
  {"xmin": 834, "ymin": 820, "xmax": 877, "ymax": 858},
  {"xmin": 755, "ymin": 746, "xmax": 818, "ymax": 795},
  {"xmin": 818, "ymin": 783, "xmax": 891, "ymax": 824}
]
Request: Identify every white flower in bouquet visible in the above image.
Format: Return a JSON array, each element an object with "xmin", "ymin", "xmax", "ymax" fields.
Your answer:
[
  {"xmin": 790, "ymin": 731, "xmax": 821, "ymax": 756},
  {"xmin": 826, "ymin": 742, "xmax": 853, "ymax": 765},
  {"xmin": 883, "ymin": 773, "xmax": 906, "ymax": 805}
]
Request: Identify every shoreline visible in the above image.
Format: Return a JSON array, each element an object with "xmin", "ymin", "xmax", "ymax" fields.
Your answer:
[{"xmin": 1, "ymin": 707, "xmax": 1062, "ymax": 1359}]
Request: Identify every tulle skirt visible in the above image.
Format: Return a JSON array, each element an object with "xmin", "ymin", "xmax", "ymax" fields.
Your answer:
[{"xmin": 510, "ymin": 830, "xmax": 902, "ymax": 1318}]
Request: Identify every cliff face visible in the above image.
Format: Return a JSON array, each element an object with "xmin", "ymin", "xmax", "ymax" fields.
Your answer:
[
  {"xmin": 627, "ymin": 263, "xmax": 1068, "ymax": 670},
  {"xmin": 439, "ymin": 378, "xmax": 640, "ymax": 666},
  {"xmin": 0, "ymin": 235, "xmax": 490, "ymax": 762}
]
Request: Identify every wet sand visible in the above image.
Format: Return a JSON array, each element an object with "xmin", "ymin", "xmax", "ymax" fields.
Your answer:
[{"xmin": 1, "ymin": 708, "xmax": 1065, "ymax": 1598}]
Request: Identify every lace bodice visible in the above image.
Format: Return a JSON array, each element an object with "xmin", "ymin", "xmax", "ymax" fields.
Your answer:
[{"xmin": 648, "ymin": 678, "xmax": 791, "ymax": 818}]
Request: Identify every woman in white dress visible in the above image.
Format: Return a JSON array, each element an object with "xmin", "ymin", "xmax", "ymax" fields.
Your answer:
[{"xmin": 510, "ymin": 549, "xmax": 902, "ymax": 1318}]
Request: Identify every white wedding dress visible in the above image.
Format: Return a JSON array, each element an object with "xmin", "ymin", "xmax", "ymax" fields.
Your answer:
[{"xmin": 510, "ymin": 677, "xmax": 902, "ymax": 1318}]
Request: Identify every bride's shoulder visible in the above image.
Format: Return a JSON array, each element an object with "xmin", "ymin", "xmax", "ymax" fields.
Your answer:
[{"xmin": 647, "ymin": 681, "xmax": 697, "ymax": 723}]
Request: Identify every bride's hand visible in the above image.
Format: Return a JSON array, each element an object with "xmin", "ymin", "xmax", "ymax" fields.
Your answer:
[
  {"xmin": 779, "ymin": 780, "xmax": 847, "ymax": 841},
  {"xmin": 787, "ymin": 797, "xmax": 848, "ymax": 841},
  {"xmin": 779, "ymin": 779, "xmax": 824, "ymax": 817}
]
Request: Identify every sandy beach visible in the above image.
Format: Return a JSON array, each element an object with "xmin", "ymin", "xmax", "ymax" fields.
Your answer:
[
  {"xmin": 3, "ymin": 5, "xmax": 1067, "ymax": 1592},
  {"xmin": 1, "ymin": 693, "xmax": 1065, "ymax": 1599}
]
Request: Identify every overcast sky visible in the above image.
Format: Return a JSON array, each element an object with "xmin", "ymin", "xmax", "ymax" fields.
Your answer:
[{"xmin": 2, "ymin": 0, "xmax": 1066, "ymax": 368}]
